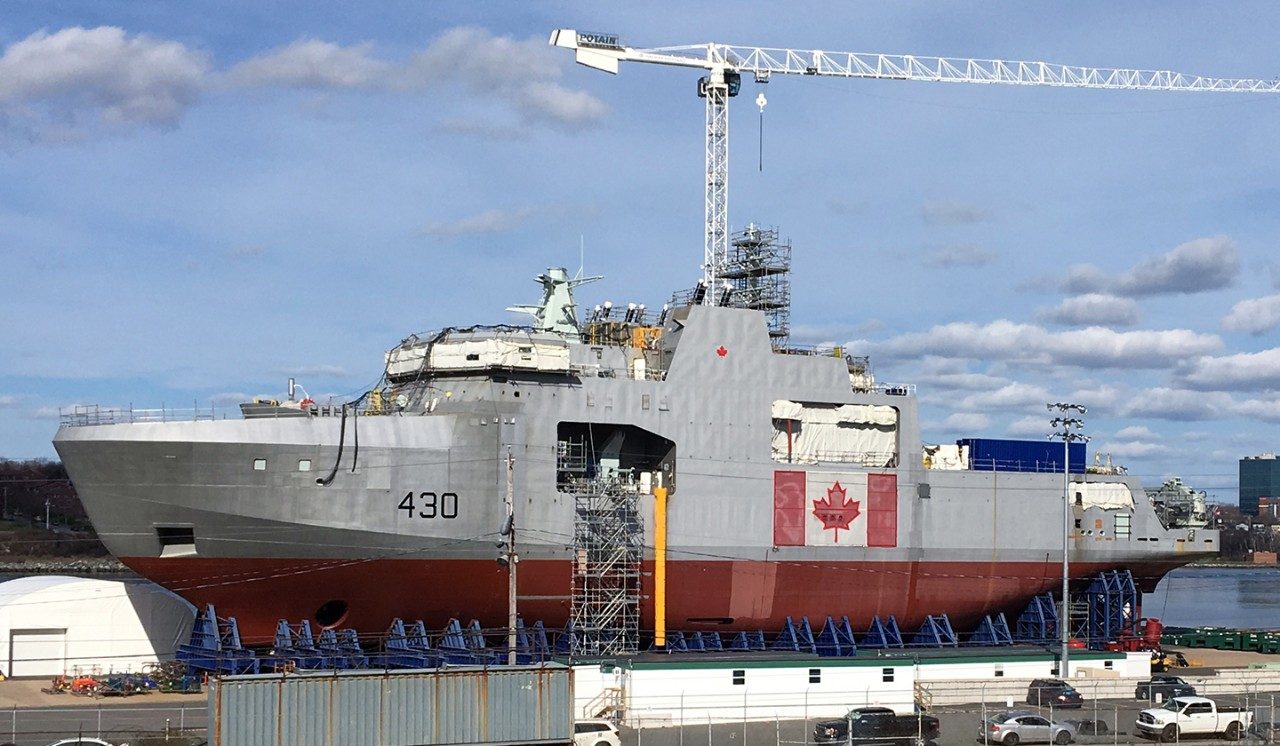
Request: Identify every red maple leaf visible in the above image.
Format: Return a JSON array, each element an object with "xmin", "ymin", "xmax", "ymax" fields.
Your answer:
[
  {"xmin": 812, "ymin": 481, "xmax": 861, "ymax": 542},
  {"xmin": 716, "ymin": 345, "xmax": 728, "ymax": 357}
]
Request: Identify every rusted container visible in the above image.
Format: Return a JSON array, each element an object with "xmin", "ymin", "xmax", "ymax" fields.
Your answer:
[{"xmin": 208, "ymin": 664, "xmax": 572, "ymax": 746}]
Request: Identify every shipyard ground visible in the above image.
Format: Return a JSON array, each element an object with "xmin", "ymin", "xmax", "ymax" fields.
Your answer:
[
  {"xmin": 0, "ymin": 653, "xmax": 1276, "ymax": 745},
  {"xmin": 0, "ymin": 695, "xmax": 1276, "ymax": 745}
]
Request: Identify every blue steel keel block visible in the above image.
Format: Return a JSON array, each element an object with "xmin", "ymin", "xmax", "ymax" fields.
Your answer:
[
  {"xmin": 379, "ymin": 618, "xmax": 438, "ymax": 669},
  {"xmin": 862, "ymin": 616, "xmax": 904, "ymax": 649},
  {"xmin": 271, "ymin": 619, "xmax": 330, "ymax": 669},
  {"xmin": 1016, "ymin": 593, "xmax": 1059, "ymax": 645},
  {"xmin": 968, "ymin": 614, "xmax": 1013, "ymax": 646},
  {"xmin": 177, "ymin": 604, "xmax": 259, "ymax": 676},
  {"xmin": 816, "ymin": 616, "xmax": 858, "ymax": 657},
  {"xmin": 729, "ymin": 630, "xmax": 767, "ymax": 651},
  {"xmin": 910, "ymin": 615, "xmax": 958, "ymax": 647},
  {"xmin": 771, "ymin": 616, "xmax": 818, "ymax": 654}
]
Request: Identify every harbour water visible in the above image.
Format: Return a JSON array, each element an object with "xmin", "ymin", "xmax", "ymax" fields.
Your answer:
[{"xmin": 1146, "ymin": 565, "xmax": 1280, "ymax": 629}]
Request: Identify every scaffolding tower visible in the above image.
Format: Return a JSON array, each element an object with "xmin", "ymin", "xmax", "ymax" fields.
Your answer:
[
  {"xmin": 558, "ymin": 441, "xmax": 643, "ymax": 656},
  {"xmin": 722, "ymin": 223, "xmax": 792, "ymax": 347}
]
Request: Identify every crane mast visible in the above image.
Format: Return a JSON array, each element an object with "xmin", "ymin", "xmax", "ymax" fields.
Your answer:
[{"xmin": 550, "ymin": 29, "xmax": 1280, "ymax": 304}]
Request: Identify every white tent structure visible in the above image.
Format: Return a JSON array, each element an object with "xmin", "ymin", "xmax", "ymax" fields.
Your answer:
[{"xmin": 0, "ymin": 575, "xmax": 195, "ymax": 678}]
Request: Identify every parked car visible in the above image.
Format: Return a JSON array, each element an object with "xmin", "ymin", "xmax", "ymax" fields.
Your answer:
[
  {"xmin": 981, "ymin": 711, "xmax": 1077, "ymax": 745},
  {"xmin": 1061, "ymin": 719, "xmax": 1110, "ymax": 737},
  {"xmin": 1135, "ymin": 696, "xmax": 1252, "ymax": 742},
  {"xmin": 45, "ymin": 740, "xmax": 117, "ymax": 746},
  {"xmin": 1135, "ymin": 674, "xmax": 1197, "ymax": 701},
  {"xmin": 813, "ymin": 706, "xmax": 941, "ymax": 744},
  {"xmin": 1026, "ymin": 679, "xmax": 1084, "ymax": 709},
  {"xmin": 573, "ymin": 718, "xmax": 621, "ymax": 746}
]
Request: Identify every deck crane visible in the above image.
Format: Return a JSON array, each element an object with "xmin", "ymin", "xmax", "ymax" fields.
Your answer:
[{"xmin": 549, "ymin": 29, "xmax": 1280, "ymax": 302}]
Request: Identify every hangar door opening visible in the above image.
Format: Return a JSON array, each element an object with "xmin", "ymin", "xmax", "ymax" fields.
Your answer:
[{"xmin": 9, "ymin": 628, "xmax": 67, "ymax": 677}]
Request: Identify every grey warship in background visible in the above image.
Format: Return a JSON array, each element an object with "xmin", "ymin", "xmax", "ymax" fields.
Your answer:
[{"xmin": 54, "ymin": 226, "xmax": 1216, "ymax": 645}]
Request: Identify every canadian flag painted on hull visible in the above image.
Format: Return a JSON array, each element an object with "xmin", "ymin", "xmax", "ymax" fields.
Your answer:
[{"xmin": 773, "ymin": 470, "xmax": 897, "ymax": 548}]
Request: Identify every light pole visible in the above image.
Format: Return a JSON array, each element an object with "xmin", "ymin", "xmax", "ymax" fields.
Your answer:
[
  {"xmin": 1048, "ymin": 403, "xmax": 1088, "ymax": 679},
  {"xmin": 497, "ymin": 447, "xmax": 518, "ymax": 665}
]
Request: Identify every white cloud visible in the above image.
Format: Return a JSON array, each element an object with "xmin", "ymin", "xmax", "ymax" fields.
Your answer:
[
  {"xmin": 1178, "ymin": 348, "xmax": 1280, "ymax": 392},
  {"xmin": 923, "ymin": 245, "xmax": 995, "ymax": 268},
  {"xmin": 1222, "ymin": 294, "xmax": 1280, "ymax": 335},
  {"xmin": 1038, "ymin": 294, "xmax": 1140, "ymax": 327},
  {"xmin": 958, "ymin": 382, "xmax": 1053, "ymax": 411},
  {"xmin": 1067, "ymin": 383, "xmax": 1123, "ymax": 412},
  {"xmin": 1121, "ymin": 388, "xmax": 1235, "ymax": 421},
  {"xmin": 0, "ymin": 26, "xmax": 208, "ymax": 137},
  {"xmin": 1064, "ymin": 236, "xmax": 1238, "ymax": 297},
  {"xmin": 1113, "ymin": 425, "xmax": 1158, "ymax": 440},
  {"xmin": 942, "ymin": 412, "xmax": 990, "ymax": 431},
  {"xmin": 872, "ymin": 320, "xmax": 1221, "ymax": 370},
  {"xmin": 1006, "ymin": 416, "xmax": 1049, "ymax": 438},
  {"xmin": 1225, "ymin": 396, "xmax": 1280, "ymax": 423},
  {"xmin": 921, "ymin": 201, "xmax": 992, "ymax": 226},
  {"xmin": 404, "ymin": 27, "xmax": 607, "ymax": 128},
  {"xmin": 1096, "ymin": 440, "xmax": 1170, "ymax": 458},
  {"xmin": 424, "ymin": 207, "xmax": 534, "ymax": 238},
  {"xmin": 916, "ymin": 370, "xmax": 1011, "ymax": 392},
  {"xmin": 228, "ymin": 40, "xmax": 390, "ymax": 89},
  {"xmin": 0, "ymin": 395, "xmax": 18, "ymax": 408},
  {"xmin": 0, "ymin": 25, "xmax": 606, "ymax": 142}
]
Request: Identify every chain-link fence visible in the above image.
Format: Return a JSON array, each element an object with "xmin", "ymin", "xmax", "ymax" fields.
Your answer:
[
  {"xmin": 618, "ymin": 683, "xmax": 1280, "ymax": 746},
  {"xmin": 0, "ymin": 703, "xmax": 205, "ymax": 746}
]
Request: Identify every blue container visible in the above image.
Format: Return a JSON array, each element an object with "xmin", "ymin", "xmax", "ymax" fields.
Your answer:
[{"xmin": 959, "ymin": 438, "xmax": 1085, "ymax": 473}]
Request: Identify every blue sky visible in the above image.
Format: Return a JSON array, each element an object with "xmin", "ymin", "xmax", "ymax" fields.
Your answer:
[{"xmin": 2, "ymin": 2, "xmax": 1279, "ymax": 505}]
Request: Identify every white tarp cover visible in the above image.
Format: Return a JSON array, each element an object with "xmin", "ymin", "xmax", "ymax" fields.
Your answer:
[
  {"xmin": 385, "ymin": 344, "xmax": 428, "ymax": 377},
  {"xmin": 429, "ymin": 338, "xmax": 570, "ymax": 372},
  {"xmin": 0, "ymin": 576, "xmax": 195, "ymax": 677},
  {"xmin": 771, "ymin": 400, "xmax": 804, "ymax": 420},
  {"xmin": 1070, "ymin": 481, "xmax": 1135, "ymax": 511},
  {"xmin": 923, "ymin": 443, "xmax": 968, "ymax": 470},
  {"xmin": 772, "ymin": 401, "xmax": 898, "ymax": 467}
]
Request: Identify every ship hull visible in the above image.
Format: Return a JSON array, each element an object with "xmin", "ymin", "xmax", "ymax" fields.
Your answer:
[
  {"xmin": 121, "ymin": 554, "xmax": 1191, "ymax": 643},
  {"xmin": 55, "ymin": 303, "xmax": 1218, "ymax": 646}
]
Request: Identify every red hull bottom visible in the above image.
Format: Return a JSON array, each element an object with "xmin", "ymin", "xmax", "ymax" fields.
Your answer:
[{"xmin": 123, "ymin": 556, "xmax": 1184, "ymax": 645}]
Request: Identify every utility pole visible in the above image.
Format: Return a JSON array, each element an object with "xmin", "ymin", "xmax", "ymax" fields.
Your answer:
[
  {"xmin": 45, "ymin": 498, "xmax": 52, "ymax": 530},
  {"xmin": 1049, "ymin": 403, "xmax": 1088, "ymax": 679},
  {"xmin": 504, "ymin": 447, "xmax": 518, "ymax": 666}
]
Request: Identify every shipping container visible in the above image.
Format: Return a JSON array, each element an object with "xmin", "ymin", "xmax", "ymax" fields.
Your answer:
[
  {"xmin": 208, "ymin": 664, "xmax": 572, "ymax": 746},
  {"xmin": 959, "ymin": 438, "xmax": 1085, "ymax": 474}
]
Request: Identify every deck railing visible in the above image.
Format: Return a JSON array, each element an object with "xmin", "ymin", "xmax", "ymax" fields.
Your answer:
[{"xmin": 59, "ymin": 404, "xmax": 220, "ymax": 428}]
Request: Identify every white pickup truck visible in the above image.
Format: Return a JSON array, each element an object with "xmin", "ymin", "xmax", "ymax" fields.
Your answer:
[{"xmin": 1135, "ymin": 696, "xmax": 1252, "ymax": 742}]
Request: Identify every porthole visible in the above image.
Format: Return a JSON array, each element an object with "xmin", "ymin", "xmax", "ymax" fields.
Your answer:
[
  {"xmin": 298, "ymin": 459, "xmax": 312, "ymax": 472},
  {"xmin": 315, "ymin": 599, "xmax": 349, "ymax": 628},
  {"xmin": 253, "ymin": 458, "xmax": 267, "ymax": 471}
]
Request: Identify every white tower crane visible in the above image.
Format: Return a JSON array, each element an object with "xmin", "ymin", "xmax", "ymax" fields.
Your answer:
[{"xmin": 549, "ymin": 29, "xmax": 1280, "ymax": 302}]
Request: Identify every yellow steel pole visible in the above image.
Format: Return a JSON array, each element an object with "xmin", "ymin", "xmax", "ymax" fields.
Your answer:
[{"xmin": 654, "ymin": 486, "xmax": 668, "ymax": 648}]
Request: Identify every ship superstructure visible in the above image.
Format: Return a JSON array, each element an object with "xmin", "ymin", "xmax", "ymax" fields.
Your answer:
[{"xmin": 54, "ymin": 230, "xmax": 1217, "ymax": 647}]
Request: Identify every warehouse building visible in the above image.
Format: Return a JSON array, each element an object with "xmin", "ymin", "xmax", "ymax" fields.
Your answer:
[{"xmin": 0, "ymin": 575, "xmax": 195, "ymax": 677}]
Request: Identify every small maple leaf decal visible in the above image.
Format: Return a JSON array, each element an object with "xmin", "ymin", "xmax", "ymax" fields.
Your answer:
[
  {"xmin": 812, "ymin": 481, "xmax": 861, "ymax": 542},
  {"xmin": 716, "ymin": 345, "xmax": 728, "ymax": 357}
]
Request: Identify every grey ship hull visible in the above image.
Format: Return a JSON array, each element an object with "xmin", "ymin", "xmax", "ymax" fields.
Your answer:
[{"xmin": 54, "ymin": 305, "xmax": 1215, "ymax": 641}]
